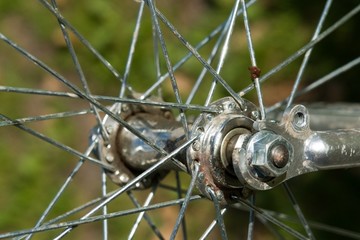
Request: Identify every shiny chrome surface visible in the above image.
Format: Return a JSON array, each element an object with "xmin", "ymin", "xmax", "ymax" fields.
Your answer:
[
  {"xmin": 305, "ymin": 130, "xmax": 360, "ymax": 170},
  {"xmin": 187, "ymin": 97, "xmax": 258, "ymax": 204},
  {"xmin": 94, "ymin": 100, "xmax": 360, "ymax": 193},
  {"xmin": 235, "ymin": 105, "xmax": 360, "ymax": 190},
  {"xmin": 118, "ymin": 113, "xmax": 185, "ymax": 171},
  {"xmin": 96, "ymin": 101, "xmax": 184, "ymax": 188}
]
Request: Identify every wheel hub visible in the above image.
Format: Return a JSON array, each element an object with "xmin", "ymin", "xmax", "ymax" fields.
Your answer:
[
  {"xmin": 187, "ymin": 97, "xmax": 258, "ymax": 204},
  {"xmin": 94, "ymin": 97, "xmax": 185, "ymax": 189},
  {"xmin": 91, "ymin": 96, "xmax": 294, "ymax": 203}
]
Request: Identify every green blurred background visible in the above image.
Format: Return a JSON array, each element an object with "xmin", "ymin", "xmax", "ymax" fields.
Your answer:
[{"xmin": 0, "ymin": 0, "xmax": 359, "ymax": 239}]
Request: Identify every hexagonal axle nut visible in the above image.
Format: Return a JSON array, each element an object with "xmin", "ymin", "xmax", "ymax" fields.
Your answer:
[{"xmin": 249, "ymin": 131, "xmax": 293, "ymax": 179}]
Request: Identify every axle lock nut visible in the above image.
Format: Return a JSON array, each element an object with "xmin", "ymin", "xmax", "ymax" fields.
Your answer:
[{"xmin": 250, "ymin": 131, "xmax": 293, "ymax": 179}]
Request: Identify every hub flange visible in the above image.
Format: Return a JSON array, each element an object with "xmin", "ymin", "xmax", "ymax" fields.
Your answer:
[
  {"xmin": 187, "ymin": 97, "xmax": 258, "ymax": 204},
  {"xmin": 95, "ymin": 97, "xmax": 184, "ymax": 189}
]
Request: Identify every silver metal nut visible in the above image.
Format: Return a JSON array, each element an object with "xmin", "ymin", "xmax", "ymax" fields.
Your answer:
[{"xmin": 249, "ymin": 131, "xmax": 292, "ymax": 178}]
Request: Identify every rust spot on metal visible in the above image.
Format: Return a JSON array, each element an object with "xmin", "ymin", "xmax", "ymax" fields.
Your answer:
[{"xmin": 248, "ymin": 66, "xmax": 261, "ymax": 81}]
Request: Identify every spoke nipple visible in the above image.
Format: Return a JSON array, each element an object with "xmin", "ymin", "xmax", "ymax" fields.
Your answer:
[
  {"xmin": 106, "ymin": 153, "xmax": 114, "ymax": 162},
  {"xmin": 251, "ymin": 110, "xmax": 260, "ymax": 120},
  {"xmin": 121, "ymin": 104, "xmax": 129, "ymax": 112},
  {"xmin": 227, "ymin": 102, "xmax": 236, "ymax": 110},
  {"xmin": 241, "ymin": 188, "xmax": 252, "ymax": 198},
  {"xmin": 216, "ymin": 191, "xmax": 224, "ymax": 201},
  {"xmin": 192, "ymin": 141, "xmax": 201, "ymax": 151},
  {"xmin": 164, "ymin": 111, "xmax": 172, "ymax": 119},
  {"xmin": 198, "ymin": 172, "xmax": 205, "ymax": 181},
  {"xmin": 206, "ymin": 114, "xmax": 213, "ymax": 121},
  {"xmin": 119, "ymin": 173, "xmax": 130, "ymax": 183},
  {"xmin": 106, "ymin": 126, "xmax": 113, "ymax": 134}
]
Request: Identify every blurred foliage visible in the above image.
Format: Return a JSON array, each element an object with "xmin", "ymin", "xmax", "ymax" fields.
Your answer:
[{"xmin": 0, "ymin": 0, "xmax": 359, "ymax": 239}]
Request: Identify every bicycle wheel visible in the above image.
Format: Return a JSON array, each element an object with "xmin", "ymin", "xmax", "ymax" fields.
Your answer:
[{"xmin": 0, "ymin": 0, "xmax": 359, "ymax": 239}]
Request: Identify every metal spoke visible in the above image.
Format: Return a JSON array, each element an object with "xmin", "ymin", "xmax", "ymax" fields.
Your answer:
[
  {"xmin": 10, "ymin": 193, "xmax": 358, "ymax": 240},
  {"xmin": 101, "ymin": 170, "xmax": 109, "ymax": 240},
  {"xmin": 239, "ymin": 4, "xmax": 360, "ymax": 96},
  {"xmin": 0, "ymin": 86, "xmax": 217, "ymax": 113},
  {"xmin": 147, "ymin": 0, "xmax": 190, "ymax": 138},
  {"xmin": 283, "ymin": 183, "xmax": 316, "ymax": 240},
  {"xmin": 186, "ymin": 30, "xmax": 226, "ymax": 105},
  {"xmin": 0, "ymin": 109, "xmax": 92, "ymax": 127},
  {"xmin": 0, "ymin": 195, "xmax": 203, "ymax": 239},
  {"xmin": 1, "ymin": 1, "xmax": 358, "ymax": 239},
  {"xmin": 170, "ymin": 163, "xmax": 199, "ymax": 240},
  {"xmin": 152, "ymin": 9, "xmax": 162, "ymax": 96},
  {"xmin": 153, "ymin": 7, "xmax": 247, "ymax": 110},
  {"xmin": 232, "ymin": 201, "xmax": 360, "ymax": 239},
  {"xmin": 54, "ymin": 136, "xmax": 198, "ymax": 238},
  {"xmin": 20, "ymin": 189, "xmax": 124, "ymax": 239},
  {"xmin": 128, "ymin": 185, "xmax": 157, "ymax": 240},
  {"xmin": 141, "ymin": 0, "xmax": 256, "ymax": 101},
  {"xmin": 256, "ymin": 214, "xmax": 286, "ymax": 240},
  {"xmin": 293, "ymin": 57, "xmax": 360, "ymax": 102},
  {"xmin": 50, "ymin": 0, "xmax": 108, "ymax": 143},
  {"xmin": 247, "ymin": 194, "xmax": 255, "ymax": 240},
  {"xmin": 0, "ymin": 86, "xmax": 79, "ymax": 98},
  {"xmin": 187, "ymin": 1, "xmax": 258, "ymax": 105},
  {"xmin": 42, "ymin": 190, "xmax": 119, "ymax": 227},
  {"xmin": 286, "ymin": 0, "xmax": 332, "ymax": 109},
  {"xmin": 186, "ymin": 0, "xmax": 256, "ymax": 104},
  {"xmin": 121, "ymin": 1, "xmax": 145, "ymax": 98},
  {"xmin": 175, "ymin": 171, "xmax": 188, "ymax": 240},
  {"xmin": 207, "ymin": 188, "xmax": 228, "ymax": 240},
  {"xmin": 127, "ymin": 191, "xmax": 164, "ymax": 240},
  {"xmin": 267, "ymin": 57, "xmax": 360, "ymax": 112},
  {"xmin": 230, "ymin": 203, "xmax": 287, "ymax": 239},
  {"xmin": 263, "ymin": 208, "xmax": 360, "ymax": 239},
  {"xmin": 303, "ymin": 222, "xmax": 360, "ymax": 239},
  {"xmin": 0, "ymin": 33, "xmax": 187, "ymax": 171},
  {"xmin": 23, "ymin": 141, "xmax": 97, "ymax": 240},
  {"xmin": 0, "ymin": 113, "xmax": 114, "ymax": 171},
  {"xmin": 205, "ymin": 0, "xmax": 240, "ymax": 106},
  {"xmin": 234, "ymin": 197, "xmax": 308, "ymax": 240},
  {"xmin": 199, "ymin": 208, "xmax": 227, "ymax": 240},
  {"xmin": 240, "ymin": 0, "xmax": 266, "ymax": 119},
  {"xmin": 141, "ymin": 9, "xmax": 224, "ymax": 101},
  {"xmin": 37, "ymin": 0, "xmax": 132, "ymax": 93}
]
